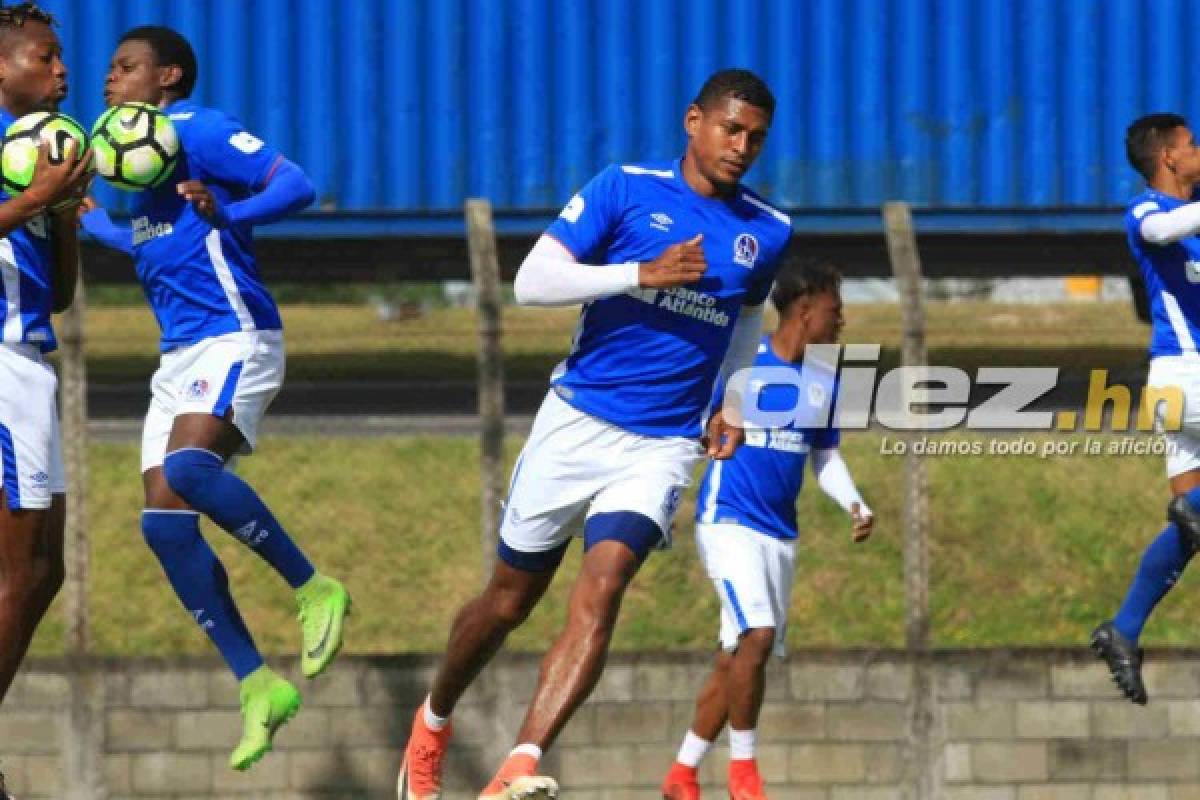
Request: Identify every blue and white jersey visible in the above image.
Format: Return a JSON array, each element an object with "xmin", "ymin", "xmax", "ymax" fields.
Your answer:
[
  {"xmin": 1126, "ymin": 188, "xmax": 1200, "ymax": 358},
  {"xmin": 0, "ymin": 108, "xmax": 56, "ymax": 353},
  {"xmin": 544, "ymin": 159, "xmax": 792, "ymax": 438},
  {"xmin": 131, "ymin": 99, "xmax": 283, "ymax": 352},
  {"xmin": 696, "ymin": 337, "xmax": 839, "ymax": 541}
]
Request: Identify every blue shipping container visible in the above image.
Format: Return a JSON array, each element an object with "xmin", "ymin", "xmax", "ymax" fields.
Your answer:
[{"xmin": 31, "ymin": 0, "xmax": 1199, "ymax": 234}]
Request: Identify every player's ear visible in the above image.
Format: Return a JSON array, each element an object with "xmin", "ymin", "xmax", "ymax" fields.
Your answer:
[
  {"xmin": 684, "ymin": 104, "xmax": 703, "ymax": 137},
  {"xmin": 158, "ymin": 64, "xmax": 183, "ymax": 93}
]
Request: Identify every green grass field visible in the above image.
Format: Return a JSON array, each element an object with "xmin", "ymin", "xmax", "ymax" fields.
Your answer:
[
  {"xmin": 29, "ymin": 429, "xmax": 1199, "ymax": 657},
  {"xmin": 76, "ymin": 299, "xmax": 1151, "ymax": 383}
]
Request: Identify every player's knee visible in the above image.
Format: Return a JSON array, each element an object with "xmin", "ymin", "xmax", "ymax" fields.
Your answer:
[
  {"xmin": 736, "ymin": 627, "xmax": 777, "ymax": 662},
  {"xmin": 1168, "ymin": 494, "xmax": 1200, "ymax": 554},
  {"xmin": 31, "ymin": 552, "xmax": 65, "ymax": 599},
  {"xmin": 489, "ymin": 592, "xmax": 536, "ymax": 629},
  {"xmin": 161, "ymin": 448, "xmax": 223, "ymax": 506}
]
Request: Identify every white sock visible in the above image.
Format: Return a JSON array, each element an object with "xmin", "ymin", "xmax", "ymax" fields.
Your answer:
[
  {"xmin": 729, "ymin": 728, "xmax": 756, "ymax": 761},
  {"xmin": 511, "ymin": 743, "xmax": 543, "ymax": 761},
  {"xmin": 676, "ymin": 730, "xmax": 713, "ymax": 768},
  {"xmin": 423, "ymin": 696, "xmax": 449, "ymax": 732}
]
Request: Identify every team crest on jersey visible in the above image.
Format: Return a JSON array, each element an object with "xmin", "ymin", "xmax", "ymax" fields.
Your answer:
[
  {"xmin": 733, "ymin": 233, "xmax": 759, "ymax": 268},
  {"xmin": 1187, "ymin": 260, "xmax": 1200, "ymax": 284},
  {"xmin": 186, "ymin": 378, "xmax": 211, "ymax": 401}
]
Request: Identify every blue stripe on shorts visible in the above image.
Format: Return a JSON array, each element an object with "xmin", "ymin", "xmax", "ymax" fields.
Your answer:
[{"xmin": 0, "ymin": 422, "xmax": 19, "ymax": 509}]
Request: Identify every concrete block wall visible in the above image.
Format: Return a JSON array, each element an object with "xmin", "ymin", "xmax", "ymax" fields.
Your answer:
[{"xmin": 2, "ymin": 650, "xmax": 1200, "ymax": 798}]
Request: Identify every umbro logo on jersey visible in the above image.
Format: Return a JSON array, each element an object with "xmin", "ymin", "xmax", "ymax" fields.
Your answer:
[
  {"xmin": 28, "ymin": 471, "xmax": 48, "ymax": 487},
  {"xmin": 132, "ymin": 216, "xmax": 174, "ymax": 245},
  {"xmin": 733, "ymin": 233, "xmax": 759, "ymax": 268},
  {"xmin": 649, "ymin": 212, "xmax": 673, "ymax": 232},
  {"xmin": 1187, "ymin": 260, "xmax": 1200, "ymax": 284}
]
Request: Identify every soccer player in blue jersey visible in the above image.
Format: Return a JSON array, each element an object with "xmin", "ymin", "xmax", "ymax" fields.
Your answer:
[
  {"xmin": 397, "ymin": 69, "xmax": 791, "ymax": 800},
  {"xmin": 1092, "ymin": 113, "xmax": 1200, "ymax": 705},
  {"xmin": 0, "ymin": 1, "xmax": 94, "ymax": 725},
  {"xmin": 79, "ymin": 26, "xmax": 350, "ymax": 769},
  {"xmin": 661, "ymin": 259, "xmax": 873, "ymax": 800}
]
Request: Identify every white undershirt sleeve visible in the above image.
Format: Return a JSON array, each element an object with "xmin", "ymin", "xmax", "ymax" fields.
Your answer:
[
  {"xmin": 513, "ymin": 235, "xmax": 641, "ymax": 306},
  {"xmin": 1139, "ymin": 203, "xmax": 1200, "ymax": 245},
  {"xmin": 811, "ymin": 447, "xmax": 871, "ymax": 517},
  {"xmin": 716, "ymin": 304, "xmax": 764, "ymax": 388}
]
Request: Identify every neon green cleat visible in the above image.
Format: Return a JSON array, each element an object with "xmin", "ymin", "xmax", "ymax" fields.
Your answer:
[
  {"xmin": 229, "ymin": 667, "xmax": 302, "ymax": 771},
  {"xmin": 297, "ymin": 573, "xmax": 352, "ymax": 679}
]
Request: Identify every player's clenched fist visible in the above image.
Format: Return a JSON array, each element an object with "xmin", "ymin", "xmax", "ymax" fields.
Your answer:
[{"xmin": 638, "ymin": 233, "xmax": 707, "ymax": 288}]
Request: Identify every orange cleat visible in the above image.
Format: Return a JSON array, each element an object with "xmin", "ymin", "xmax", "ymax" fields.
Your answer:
[
  {"xmin": 478, "ymin": 752, "xmax": 558, "ymax": 800},
  {"xmin": 397, "ymin": 708, "xmax": 453, "ymax": 800},
  {"xmin": 662, "ymin": 761, "xmax": 701, "ymax": 799},
  {"xmin": 728, "ymin": 758, "xmax": 767, "ymax": 800}
]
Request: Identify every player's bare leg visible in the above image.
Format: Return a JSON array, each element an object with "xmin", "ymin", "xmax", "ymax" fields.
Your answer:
[
  {"xmin": 399, "ymin": 560, "xmax": 558, "ymax": 800},
  {"xmin": 663, "ymin": 651, "xmax": 731, "ymax": 799},
  {"xmin": 474, "ymin": 541, "xmax": 640, "ymax": 799},
  {"xmin": 429, "ymin": 561, "xmax": 558, "ymax": 715},
  {"xmin": 0, "ymin": 494, "xmax": 64, "ymax": 704},
  {"xmin": 725, "ymin": 628, "xmax": 774, "ymax": 799}
]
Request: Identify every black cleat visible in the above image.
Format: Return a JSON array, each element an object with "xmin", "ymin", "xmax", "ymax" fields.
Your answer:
[
  {"xmin": 1091, "ymin": 621, "xmax": 1148, "ymax": 705},
  {"xmin": 1167, "ymin": 495, "xmax": 1200, "ymax": 554}
]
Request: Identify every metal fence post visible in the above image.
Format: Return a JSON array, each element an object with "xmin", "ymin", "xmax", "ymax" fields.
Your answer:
[
  {"xmin": 465, "ymin": 199, "xmax": 505, "ymax": 581},
  {"xmin": 883, "ymin": 202, "xmax": 939, "ymax": 800}
]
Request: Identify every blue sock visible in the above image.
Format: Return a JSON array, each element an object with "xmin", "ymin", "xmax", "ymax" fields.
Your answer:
[
  {"xmin": 162, "ymin": 448, "xmax": 316, "ymax": 589},
  {"xmin": 1113, "ymin": 522, "xmax": 1193, "ymax": 642},
  {"xmin": 141, "ymin": 510, "xmax": 264, "ymax": 680}
]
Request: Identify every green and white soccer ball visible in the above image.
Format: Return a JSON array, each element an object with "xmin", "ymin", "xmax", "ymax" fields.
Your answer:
[
  {"xmin": 90, "ymin": 102, "xmax": 179, "ymax": 191},
  {"xmin": 0, "ymin": 111, "xmax": 89, "ymax": 196}
]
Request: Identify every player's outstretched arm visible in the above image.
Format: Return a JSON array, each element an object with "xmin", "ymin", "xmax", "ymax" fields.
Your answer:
[
  {"xmin": 811, "ymin": 447, "xmax": 874, "ymax": 542},
  {"xmin": 178, "ymin": 157, "xmax": 315, "ymax": 230},
  {"xmin": 1139, "ymin": 202, "xmax": 1200, "ymax": 245},
  {"xmin": 78, "ymin": 199, "xmax": 134, "ymax": 256},
  {"xmin": 48, "ymin": 205, "xmax": 82, "ymax": 313}
]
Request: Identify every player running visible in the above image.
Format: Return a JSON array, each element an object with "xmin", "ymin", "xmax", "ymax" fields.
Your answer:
[
  {"xmin": 661, "ymin": 258, "xmax": 873, "ymax": 800},
  {"xmin": 0, "ymin": 1, "xmax": 93, "ymax": 708},
  {"xmin": 1092, "ymin": 113, "xmax": 1200, "ymax": 704},
  {"xmin": 396, "ymin": 68, "xmax": 791, "ymax": 800},
  {"xmin": 79, "ymin": 26, "xmax": 350, "ymax": 769}
]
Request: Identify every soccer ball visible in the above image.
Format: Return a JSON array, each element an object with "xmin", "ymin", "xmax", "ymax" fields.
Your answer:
[
  {"xmin": 0, "ymin": 111, "xmax": 89, "ymax": 196},
  {"xmin": 90, "ymin": 102, "xmax": 179, "ymax": 191}
]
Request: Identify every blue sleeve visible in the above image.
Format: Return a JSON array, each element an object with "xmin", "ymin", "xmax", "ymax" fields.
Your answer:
[
  {"xmin": 80, "ymin": 208, "xmax": 133, "ymax": 255},
  {"xmin": 223, "ymin": 158, "xmax": 315, "ymax": 228},
  {"xmin": 1127, "ymin": 197, "xmax": 1164, "ymax": 245},
  {"xmin": 187, "ymin": 114, "xmax": 282, "ymax": 192},
  {"xmin": 544, "ymin": 165, "xmax": 626, "ymax": 260}
]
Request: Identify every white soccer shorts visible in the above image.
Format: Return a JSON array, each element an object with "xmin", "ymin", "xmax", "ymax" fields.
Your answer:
[
  {"xmin": 141, "ymin": 330, "xmax": 284, "ymax": 472},
  {"xmin": 498, "ymin": 389, "xmax": 702, "ymax": 557},
  {"xmin": 0, "ymin": 343, "xmax": 65, "ymax": 510},
  {"xmin": 1147, "ymin": 355, "xmax": 1200, "ymax": 478},
  {"xmin": 695, "ymin": 521, "xmax": 796, "ymax": 659}
]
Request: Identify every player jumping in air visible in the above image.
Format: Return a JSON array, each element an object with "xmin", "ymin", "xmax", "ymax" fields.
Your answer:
[
  {"xmin": 661, "ymin": 258, "xmax": 873, "ymax": 800},
  {"xmin": 80, "ymin": 26, "xmax": 350, "ymax": 769},
  {"xmin": 0, "ymin": 0, "xmax": 92, "ymax": 711},
  {"xmin": 1093, "ymin": 113, "xmax": 1200, "ymax": 704},
  {"xmin": 396, "ymin": 68, "xmax": 791, "ymax": 800}
]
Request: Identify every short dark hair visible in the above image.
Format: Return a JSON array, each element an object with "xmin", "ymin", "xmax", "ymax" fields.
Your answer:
[
  {"xmin": 771, "ymin": 257, "xmax": 842, "ymax": 314},
  {"xmin": 0, "ymin": 2, "xmax": 54, "ymax": 30},
  {"xmin": 120, "ymin": 25, "xmax": 197, "ymax": 98},
  {"xmin": 0, "ymin": 2, "xmax": 55, "ymax": 46},
  {"xmin": 693, "ymin": 68, "xmax": 775, "ymax": 118},
  {"xmin": 1126, "ymin": 113, "xmax": 1188, "ymax": 180}
]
